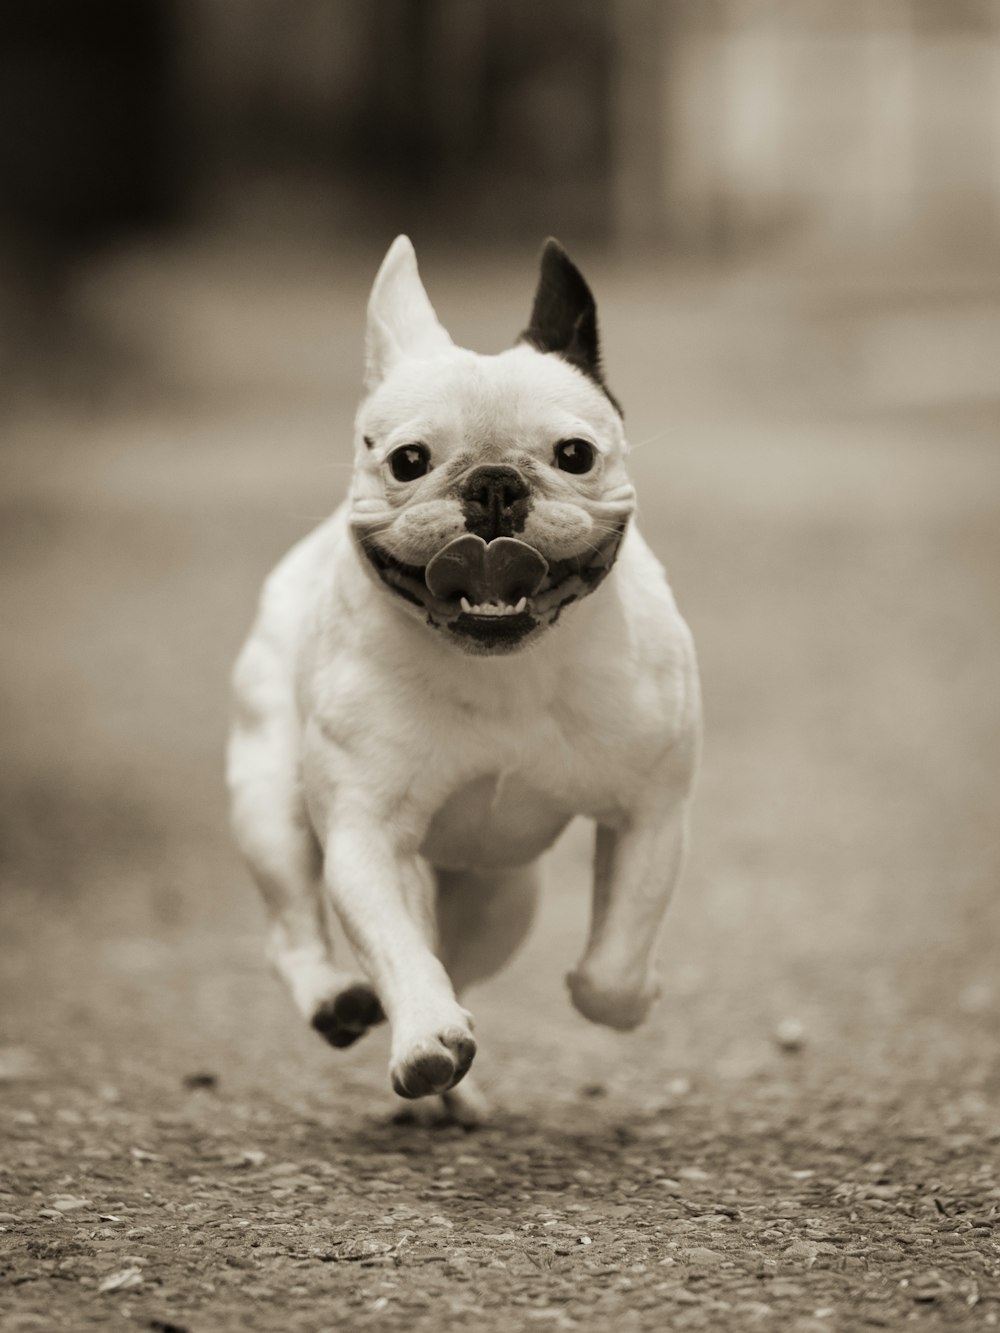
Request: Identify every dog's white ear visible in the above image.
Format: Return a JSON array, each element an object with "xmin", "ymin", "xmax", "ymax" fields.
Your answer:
[{"xmin": 365, "ymin": 236, "xmax": 453, "ymax": 389}]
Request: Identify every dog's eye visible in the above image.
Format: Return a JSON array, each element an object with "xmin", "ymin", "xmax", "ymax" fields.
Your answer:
[
  {"xmin": 554, "ymin": 438, "xmax": 596, "ymax": 474},
  {"xmin": 387, "ymin": 444, "xmax": 431, "ymax": 482}
]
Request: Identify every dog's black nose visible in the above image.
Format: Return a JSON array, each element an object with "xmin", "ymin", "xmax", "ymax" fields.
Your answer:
[{"xmin": 460, "ymin": 466, "xmax": 531, "ymax": 541}]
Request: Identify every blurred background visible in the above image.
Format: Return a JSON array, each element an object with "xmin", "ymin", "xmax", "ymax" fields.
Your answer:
[{"xmin": 1, "ymin": 0, "xmax": 999, "ymax": 1111}]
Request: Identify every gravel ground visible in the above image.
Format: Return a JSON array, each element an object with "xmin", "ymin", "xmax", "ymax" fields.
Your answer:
[{"xmin": 1, "ymin": 240, "xmax": 999, "ymax": 1331}]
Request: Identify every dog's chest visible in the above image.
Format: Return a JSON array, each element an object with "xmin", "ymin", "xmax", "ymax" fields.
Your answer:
[{"xmin": 420, "ymin": 772, "xmax": 572, "ymax": 871}]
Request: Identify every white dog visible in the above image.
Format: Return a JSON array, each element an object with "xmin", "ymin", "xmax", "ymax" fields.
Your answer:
[{"xmin": 227, "ymin": 237, "xmax": 701, "ymax": 1123}]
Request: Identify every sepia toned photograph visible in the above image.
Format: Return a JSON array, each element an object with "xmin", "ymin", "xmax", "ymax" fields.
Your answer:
[{"xmin": 1, "ymin": 2, "xmax": 998, "ymax": 1330}]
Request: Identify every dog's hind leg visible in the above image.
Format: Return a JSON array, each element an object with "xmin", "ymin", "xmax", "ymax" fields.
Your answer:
[
  {"xmin": 227, "ymin": 651, "xmax": 384, "ymax": 1050},
  {"xmin": 435, "ymin": 864, "xmax": 540, "ymax": 995}
]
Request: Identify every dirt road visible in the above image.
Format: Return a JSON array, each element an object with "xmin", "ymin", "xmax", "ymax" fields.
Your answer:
[{"xmin": 2, "ymin": 243, "xmax": 999, "ymax": 1330}]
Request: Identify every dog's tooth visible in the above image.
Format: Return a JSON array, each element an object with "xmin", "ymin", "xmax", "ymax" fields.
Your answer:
[{"xmin": 462, "ymin": 600, "xmax": 531, "ymax": 617}]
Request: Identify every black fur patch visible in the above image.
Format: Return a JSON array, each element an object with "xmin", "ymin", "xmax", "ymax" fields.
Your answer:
[
  {"xmin": 311, "ymin": 984, "xmax": 385, "ymax": 1049},
  {"xmin": 519, "ymin": 238, "xmax": 623, "ymax": 417}
]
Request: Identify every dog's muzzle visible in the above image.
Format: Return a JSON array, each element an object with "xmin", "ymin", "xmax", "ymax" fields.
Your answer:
[{"xmin": 355, "ymin": 519, "xmax": 627, "ymax": 655}]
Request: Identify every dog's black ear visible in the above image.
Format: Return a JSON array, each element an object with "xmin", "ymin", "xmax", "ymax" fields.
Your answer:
[{"xmin": 520, "ymin": 239, "xmax": 621, "ymax": 413}]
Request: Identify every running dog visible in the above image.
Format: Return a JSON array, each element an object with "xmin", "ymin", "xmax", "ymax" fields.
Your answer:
[{"xmin": 227, "ymin": 237, "xmax": 701, "ymax": 1123}]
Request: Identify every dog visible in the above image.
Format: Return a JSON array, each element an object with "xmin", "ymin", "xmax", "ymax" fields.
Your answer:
[{"xmin": 226, "ymin": 237, "xmax": 701, "ymax": 1124}]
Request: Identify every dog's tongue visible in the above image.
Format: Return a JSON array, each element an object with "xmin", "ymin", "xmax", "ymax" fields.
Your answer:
[{"xmin": 425, "ymin": 535, "xmax": 548, "ymax": 606}]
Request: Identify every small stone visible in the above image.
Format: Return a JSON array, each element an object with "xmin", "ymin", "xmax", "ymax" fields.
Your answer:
[
  {"xmin": 51, "ymin": 1196, "xmax": 90, "ymax": 1212},
  {"xmin": 98, "ymin": 1266, "xmax": 143, "ymax": 1294},
  {"xmin": 783, "ymin": 1239, "xmax": 820, "ymax": 1267},
  {"xmin": 910, "ymin": 1270, "xmax": 952, "ymax": 1302},
  {"xmin": 682, "ymin": 1247, "xmax": 724, "ymax": 1266},
  {"xmin": 774, "ymin": 1018, "xmax": 806, "ymax": 1053},
  {"xmin": 182, "ymin": 1072, "xmax": 218, "ymax": 1091},
  {"xmin": 678, "ymin": 1166, "xmax": 710, "ymax": 1181}
]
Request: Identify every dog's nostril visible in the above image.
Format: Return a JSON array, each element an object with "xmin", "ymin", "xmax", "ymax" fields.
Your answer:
[
  {"xmin": 463, "ymin": 466, "xmax": 529, "ymax": 509},
  {"xmin": 461, "ymin": 466, "xmax": 531, "ymax": 540}
]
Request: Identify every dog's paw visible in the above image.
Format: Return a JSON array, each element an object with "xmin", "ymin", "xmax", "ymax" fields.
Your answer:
[
  {"xmin": 390, "ymin": 1026, "xmax": 476, "ymax": 1099},
  {"xmin": 311, "ymin": 983, "xmax": 386, "ymax": 1049},
  {"xmin": 566, "ymin": 968, "xmax": 659, "ymax": 1030}
]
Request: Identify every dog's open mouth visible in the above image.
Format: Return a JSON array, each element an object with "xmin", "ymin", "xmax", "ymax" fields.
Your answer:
[{"xmin": 356, "ymin": 524, "xmax": 627, "ymax": 652}]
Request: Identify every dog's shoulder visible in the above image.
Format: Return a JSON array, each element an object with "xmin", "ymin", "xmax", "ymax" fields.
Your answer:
[
  {"xmin": 231, "ymin": 508, "xmax": 352, "ymax": 713},
  {"xmin": 611, "ymin": 524, "xmax": 702, "ymax": 751}
]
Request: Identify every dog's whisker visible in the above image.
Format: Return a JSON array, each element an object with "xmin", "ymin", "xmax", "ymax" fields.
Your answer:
[{"xmin": 628, "ymin": 428, "xmax": 671, "ymax": 452}]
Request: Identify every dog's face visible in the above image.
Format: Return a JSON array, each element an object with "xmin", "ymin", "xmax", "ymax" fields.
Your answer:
[{"xmin": 350, "ymin": 237, "xmax": 635, "ymax": 655}]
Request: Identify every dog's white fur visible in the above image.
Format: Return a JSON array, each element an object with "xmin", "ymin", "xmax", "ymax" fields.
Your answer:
[{"xmin": 227, "ymin": 237, "xmax": 700, "ymax": 1122}]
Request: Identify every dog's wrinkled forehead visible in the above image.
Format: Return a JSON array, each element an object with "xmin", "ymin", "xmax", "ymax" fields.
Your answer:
[{"xmin": 362, "ymin": 345, "xmax": 621, "ymax": 463}]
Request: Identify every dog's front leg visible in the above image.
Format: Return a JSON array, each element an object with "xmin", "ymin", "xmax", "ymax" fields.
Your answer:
[
  {"xmin": 322, "ymin": 818, "xmax": 476, "ymax": 1099},
  {"xmin": 567, "ymin": 798, "xmax": 690, "ymax": 1031}
]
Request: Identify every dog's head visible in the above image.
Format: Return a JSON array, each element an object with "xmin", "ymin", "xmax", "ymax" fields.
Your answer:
[{"xmin": 350, "ymin": 236, "xmax": 634, "ymax": 655}]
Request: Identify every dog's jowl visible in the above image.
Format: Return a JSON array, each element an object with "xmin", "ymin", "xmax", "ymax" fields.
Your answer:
[{"xmin": 227, "ymin": 237, "xmax": 701, "ymax": 1123}]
